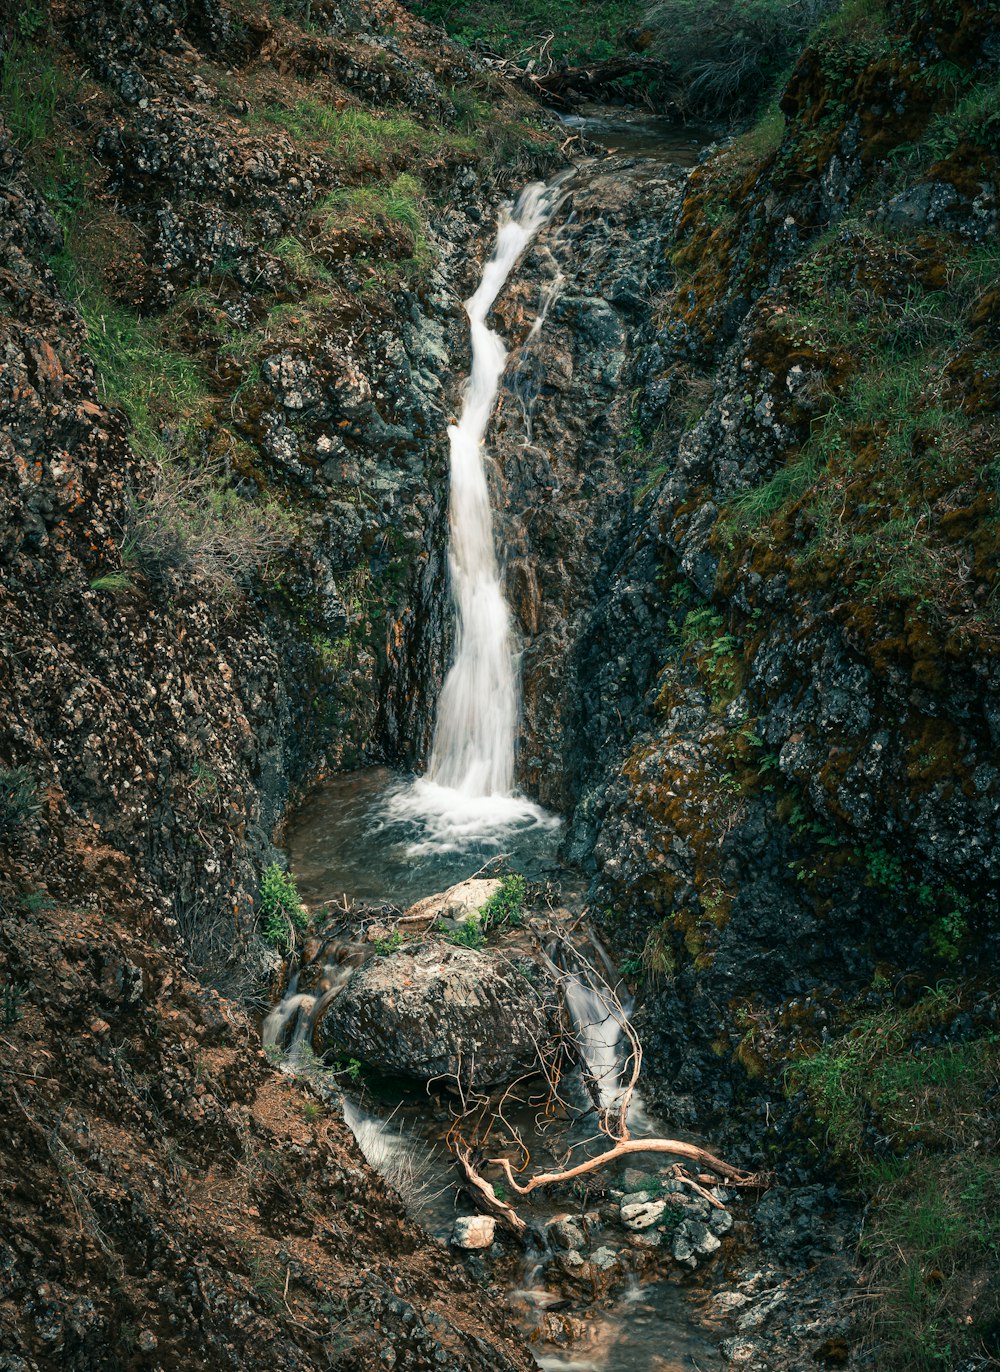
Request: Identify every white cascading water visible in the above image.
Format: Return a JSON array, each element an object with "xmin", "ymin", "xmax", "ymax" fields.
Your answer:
[{"xmin": 388, "ymin": 178, "xmax": 569, "ymax": 851}]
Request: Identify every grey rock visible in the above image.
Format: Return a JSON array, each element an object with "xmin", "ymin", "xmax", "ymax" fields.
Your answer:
[
  {"xmin": 546, "ymin": 1216, "xmax": 586, "ymax": 1251},
  {"xmin": 736, "ymin": 1290, "xmax": 786, "ymax": 1331},
  {"xmin": 320, "ymin": 941, "xmax": 554, "ymax": 1090}
]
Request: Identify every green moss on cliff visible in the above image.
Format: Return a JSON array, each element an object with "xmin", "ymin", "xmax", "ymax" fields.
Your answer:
[{"xmin": 791, "ymin": 991, "xmax": 999, "ymax": 1369}]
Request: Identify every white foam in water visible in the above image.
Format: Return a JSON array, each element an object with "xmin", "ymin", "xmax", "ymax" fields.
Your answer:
[{"xmin": 387, "ymin": 178, "xmax": 570, "ymax": 853}]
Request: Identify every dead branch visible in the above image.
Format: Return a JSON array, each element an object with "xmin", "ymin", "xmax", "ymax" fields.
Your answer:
[
  {"xmin": 456, "ymin": 1148, "xmax": 527, "ymax": 1235},
  {"xmin": 490, "ymin": 1137, "xmax": 764, "ymax": 1196},
  {"xmin": 488, "ymin": 55, "xmax": 670, "ymax": 104}
]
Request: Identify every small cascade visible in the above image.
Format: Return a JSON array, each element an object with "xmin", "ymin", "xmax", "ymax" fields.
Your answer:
[{"xmin": 387, "ymin": 177, "xmax": 570, "ymax": 853}]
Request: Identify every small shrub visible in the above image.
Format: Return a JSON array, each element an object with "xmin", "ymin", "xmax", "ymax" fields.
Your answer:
[
  {"xmin": 122, "ymin": 462, "xmax": 296, "ymax": 598},
  {"xmin": 478, "ymin": 873, "xmax": 527, "ymax": 932},
  {"xmin": 332, "ymin": 1056, "xmax": 363, "ymax": 1083},
  {"xmin": 259, "ymin": 864, "xmax": 309, "ymax": 952},
  {"xmin": 373, "ymin": 930, "xmax": 403, "ymax": 956},
  {"xmin": 2, "ymin": 979, "xmax": 28, "ymax": 1026},
  {"xmin": 19, "ymin": 889, "xmax": 54, "ymax": 913},
  {"xmin": 0, "ymin": 767, "xmax": 41, "ymax": 837},
  {"xmin": 444, "ymin": 918, "xmax": 486, "ymax": 950}
]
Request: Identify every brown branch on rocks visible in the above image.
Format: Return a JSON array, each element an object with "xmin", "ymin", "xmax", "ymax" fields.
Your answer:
[
  {"xmin": 456, "ymin": 1147, "xmax": 528, "ymax": 1235},
  {"xmin": 449, "ymin": 934, "xmax": 770, "ymax": 1232},
  {"xmin": 489, "ymin": 1137, "xmax": 763, "ymax": 1197},
  {"xmin": 489, "ymin": 55, "xmax": 670, "ymax": 103}
]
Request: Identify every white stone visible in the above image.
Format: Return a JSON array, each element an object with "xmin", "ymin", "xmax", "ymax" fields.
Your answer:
[
  {"xmin": 620, "ymin": 1199, "xmax": 666, "ymax": 1231},
  {"xmin": 451, "ymin": 1215, "xmax": 496, "ymax": 1249}
]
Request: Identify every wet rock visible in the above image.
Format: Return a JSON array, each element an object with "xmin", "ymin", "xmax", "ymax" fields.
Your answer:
[
  {"xmin": 672, "ymin": 1219, "xmax": 722, "ymax": 1269},
  {"xmin": 545, "ymin": 1216, "xmax": 586, "ymax": 1251},
  {"xmin": 712, "ymin": 1291, "xmax": 751, "ymax": 1313},
  {"xmin": 619, "ymin": 1189, "xmax": 653, "ymax": 1206},
  {"xmin": 451, "ymin": 1216, "xmax": 496, "ymax": 1250},
  {"xmin": 319, "ymin": 941, "xmax": 555, "ymax": 1089},
  {"xmin": 736, "ymin": 1289, "xmax": 786, "ymax": 1331}
]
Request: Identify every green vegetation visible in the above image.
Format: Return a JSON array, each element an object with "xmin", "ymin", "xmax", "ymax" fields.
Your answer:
[
  {"xmin": 664, "ymin": 600, "xmax": 741, "ymax": 707},
  {"xmin": 442, "ymin": 918, "xmax": 486, "ymax": 950},
  {"xmin": 373, "ymin": 929, "xmax": 404, "ymax": 956},
  {"xmin": 0, "ymin": 38, "xmax": 66, "ymax": 153},
  {"xmin": 790, "ymin": 991, "xmax": 1000, "ymax": 1369},
  {"xmin": 410, "ymin": 0, "xmax": 643, "ymax": 70},
  {"xmin": 53, "ymin": 266, "xmax": 207, "ymax": 459},
  {"xmin": 332, "ymin": 1056, "xmax": 363, "ymax": 1083},
  {"xmin": 478, "ymin": 873, "xmax": 527, "ymax": 932},
  {"xmin": 253, "ymin": 100, "xmax": 470, "ymax": 166},
  {"xmin": 90, "ymin": 572, "xmax": 136, "ymax": 595},
  {"xmin": 0, "ymin": 766, "xmax": 41, "ymax": 837},
  {"xmin": 1, "ymin": 979, "xmax": 28, "ymax": 1027},
  {"xmin": 259, "ymin": 864, "xmax": 309, "ymax": 953},
  {"xmin": 721, "ymin": 230, "xmax": 1000, "ymax": 636},
  {"xmin": 646, "ymin": 0, "xmax": 835, "ymax": 118},
  {"xmin": 313, "ymin": 174, "xmax": 431, "ymax": 284}
]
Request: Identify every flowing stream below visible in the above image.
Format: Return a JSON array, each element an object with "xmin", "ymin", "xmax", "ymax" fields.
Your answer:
[{"xmin": 267, "ymin": 166, "xmax": 726, "ymax": 1369}]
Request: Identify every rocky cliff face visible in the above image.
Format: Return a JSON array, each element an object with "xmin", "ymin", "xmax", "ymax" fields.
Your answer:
[
  {"xmin": 0, "ymin": 0, "xmax": 558, "ymax": 1364},
  {"xmin": 571, "ymin": 0, "xmax": 1000, "ymax": 1133},
  {"xmin": 0, "ymin": 0, "xmax": 560, "ymax": 983}
]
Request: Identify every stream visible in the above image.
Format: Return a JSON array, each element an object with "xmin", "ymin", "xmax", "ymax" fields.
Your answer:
[{"xmin": 266, "ymin": 162, "xmax": 726, "ymax": 1370}]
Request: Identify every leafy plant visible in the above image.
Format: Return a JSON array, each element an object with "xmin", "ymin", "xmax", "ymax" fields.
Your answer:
[
  {"xmin": 373, "ymin": 929, "xmax": 403, "ymax": 956},
  {"xmin": 259, "ymin": 864, "xmax": 309, "ymax": 952},
  {"xmin": 444, "ymin": 918, "xmax": 486, "ymax": 950},
  {"xmin": 478, "ymin": 873, "xmax": 527, "ymax": 932}
]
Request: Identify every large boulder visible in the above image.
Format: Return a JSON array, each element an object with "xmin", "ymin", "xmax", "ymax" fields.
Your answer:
[{"xmin": 319, "ymin": 940, "xmax": 554, "ymax": 1090}]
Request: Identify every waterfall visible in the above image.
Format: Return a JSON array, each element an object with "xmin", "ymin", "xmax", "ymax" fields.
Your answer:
[{"xmin": 387, "ymin": 178, "xmax": 568, "ymax": 852}]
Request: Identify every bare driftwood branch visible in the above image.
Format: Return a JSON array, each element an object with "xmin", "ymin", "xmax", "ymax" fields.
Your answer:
[
  {"xmin": 489, "ymin": 1137, "xmax": 762, "ymax": 1197},
  {"xmin": 488, "ymin": 55, "xmax": 670, "ymax": 103},
  {"xmin": 456, "ymin": 1148, "xmax": 527, "ymax": 1235},
  {"xmin": 443, "ymin": 931, "xmax": 770, "ymax": 1234}
]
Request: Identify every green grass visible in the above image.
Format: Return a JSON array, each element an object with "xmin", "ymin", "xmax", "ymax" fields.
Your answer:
[
  {"xmin": 0, "ymin": 39, "xmax": 66, "ymax": 153},
  {"xmin": 789, "ymin": 993, "xmax": 1000, "ymax": 1369},
  {"xmin": 313, "ymin": 173, "xmax": 431, "ymax": 282},
  {"xmin": 90, "ymin": 572, "xmax": 137, "ymax": 595},
  {"xmin": 52, "ymin": 259, "xmax": 208, "ymax": 458},
  {"xmin": 253, "ymin": 100, "xmax": 469, "ymax": 165}
]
